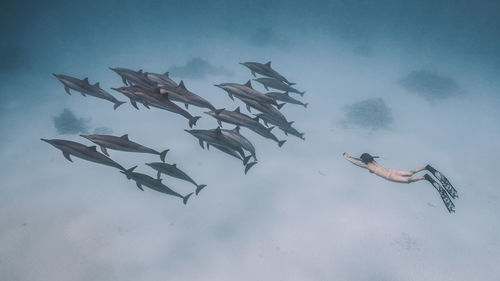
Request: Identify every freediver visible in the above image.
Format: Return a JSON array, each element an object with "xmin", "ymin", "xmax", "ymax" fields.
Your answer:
[{"xmin": 343, "ymin": 152, "xmax": 458, "ymax": 213}]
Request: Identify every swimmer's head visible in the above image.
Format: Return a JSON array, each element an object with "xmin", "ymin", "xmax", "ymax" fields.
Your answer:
[{"xmin": 360, "ymin": 153, "xmax": 379, "ymax": 164}]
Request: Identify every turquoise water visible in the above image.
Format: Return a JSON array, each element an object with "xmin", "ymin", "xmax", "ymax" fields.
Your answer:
[{"xmin": 1, "ymin": 1, "xmax": 499, "ymax": 280}]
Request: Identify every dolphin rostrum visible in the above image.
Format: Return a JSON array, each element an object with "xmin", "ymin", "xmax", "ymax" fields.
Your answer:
[
  {"xmin": 253, "ymin": 77, "xmax": 305, "ymax": 96},
  {"xmin": 145, "ymin": 162, "xmax": 207, "ymax": 195},
  {"xmin": 240, "ymin": 61, "xmax": 294, "ymax": 85},
  {"xmin": 53, "ymin": 74, "xmax": 126, "ymax": 110},
  {"xmin": 41, "ymin": 138, "xmax": 125, "ymax": 170},
  {"xmin": 112, "ymin": 86, "xmax": 201, "ymax": 128},
  {"xmin": 265, "ymin": 92, "xmax": 308, "ymax": 108},
  {"xmin": 120, "ymin": 166, "xmax": 193, "ymax": 205},
  {"xmin": 80, "ymin": 134, "xmax": 169, "ymax": 162}
]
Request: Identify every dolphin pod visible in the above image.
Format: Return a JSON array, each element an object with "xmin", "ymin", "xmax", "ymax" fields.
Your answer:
[{"xmin": 45, "ymin": 60, "xmax": 307, "ymax": 204}]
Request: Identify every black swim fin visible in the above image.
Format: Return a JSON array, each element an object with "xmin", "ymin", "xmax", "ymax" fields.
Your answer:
[
  {"xmin": 426, "ymin": 165, "xmax": 458, "ymax": 199},
  {"xmin": 424, "ymin": 174, "xmax": 455, "ymax": 213}
]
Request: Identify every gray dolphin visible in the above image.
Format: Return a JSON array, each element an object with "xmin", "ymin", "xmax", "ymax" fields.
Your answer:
[
  {"xmin": 120, "ymin": 166, "xmax": 193, "ymax": 205},
  {"xmin": 145, "ymin": 162, "xmax": 207, "ymax": 195},
  {"xmin": 238, "ymin": 97, "xmax": 287, "ymax": 126},
  {"xmin": 279, "ymin": 122, "xmax": 305, "ymax": 140},
  {"xmin": 184, "ymin": 128, "xmax": 248, "ymax": 161},
  {"xmin": 265, "ymin": 92, "xmax": 308, "ymax": 108},
  {"xmin": 253, "ymin": 78, "xmax": 305, "ymax": 96},
  {"xmin": 109, "ymin": 67, "xmax": 157, "ymax": 89},
  {"xmin": 160, "ymin": 81, "xmax": 216, "ymax": 111},
  {"xmin": 53, "ymin": 74, "xmax": 126, "ymax": 110},
  {"xmin": 208, "ymin": 143, "xmax": 257, "ymax": 174},
  {"xmin": 221, "ymin": 126, "xmax": 257, "ymax": 161},
  {"xmin": 145, "ymin": 72, "xmax": 178, "ymax": 87},
  {"xmin": 112, "ymin": 86, "xmax": 200, "ymax": 128},
  {"xmin": 215, "ymin": 81, "xmax": 277, "ymax": 105},
  {"xmin": 240, "ymin": 61, "xmax": 294, "ymax": 85},
  {"xmin": 41, "ymin": 138, "xmax": 125, "ymax": 170},
  {"xmin": 254, "ymin": 114, "xmax": 305, "ymax": 140},
  {"xmin": 205, "ymin": 108, "xmax": 286, "ymax": 147},
  {"xmin": 80, "ymin": 134, "xmax": 169, "ymax": 162}
]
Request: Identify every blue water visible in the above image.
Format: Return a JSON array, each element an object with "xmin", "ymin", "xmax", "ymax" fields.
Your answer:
[{"xmin": 1, "ymin": 1, "xmax": 499, "ymax": 280}]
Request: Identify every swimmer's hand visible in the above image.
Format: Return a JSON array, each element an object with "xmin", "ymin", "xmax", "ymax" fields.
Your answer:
[{"xmin": 343, "ymin": 152, "xmax": 350, "ymax": 159}]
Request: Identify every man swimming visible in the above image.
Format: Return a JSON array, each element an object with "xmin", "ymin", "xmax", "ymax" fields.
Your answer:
[{"xmin": 343, "ymin": 152, "xmax": 458, "ymax": 213}]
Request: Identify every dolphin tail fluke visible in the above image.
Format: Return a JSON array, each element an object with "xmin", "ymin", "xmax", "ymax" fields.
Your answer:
[
  {"xmin": 159, "ymin": 149, "xmax": 170, "ymax": 162},
  {"xmin": 277, "ymin": 103, "xmax": 286, "ymax": 110},
  {"xmin": 300, "ymin": 91, "xmax": 306, "ymax": 97},
  {"xmin": 278, "ymin": 140, "xmax": 286, "ymax": 147},
  {"xmin": 188, "ymin": 116, "xmax": 201, "ymax": 128},
  {"xmin": 195, "ymin": 184, "xmax": 207, "ymax": 195},
  {"xmin": 244, "ymin": 162, "xmax": 257, "ymax": 174},
  {"xmin": 304, "ymin": 103, "xmax": 308, "ymax": 108},
  {"xmin": 183, "ymin": 192, "xmax": 194, "ymax": 205},
  {"xmin": 113, "ymin": 101, "xmax": 126, "ymax": 110},
  {"xmin": 243, "ymin": 155, "xmax": 251, "ymax": 165}
]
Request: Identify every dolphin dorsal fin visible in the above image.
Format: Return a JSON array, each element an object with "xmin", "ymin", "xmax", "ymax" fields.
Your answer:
[
  {"xmin": 138, "ymin": 69, "xmax": 143, "ymax": 73},
  {"xmin": 94, "ymin": 82, "xmax": 100, "ymax": 88},
  {"xmin": 83, "ymin": 77, "xmax": 89, "ymax": 84},
  {"xmin": 215, "ymin": 127, "xmax": 222, "ymax": 135},
  {"xmin": 178, "ymin": 80, "xmax": 187, "ymax": 90},
  {"xmin": 173, "ymin": 164, "xmax": 177, "ymax": 167},
  {"xmin": 214, "ymin": 108, "xmax": 225, "ymax": 115},
  {"xmin": 288, "ymin": 121, "xmax": 295, "ymax": 125},
  {"xmin": 233, "ymin": 126, "xmax": 240, "ymax": 132},
  {"xmin": 234, "ymin": 106, "xmax": 241, "ymax": 113},
  {"xmin": 163, "ymin": 71, "xmax": 169, "ymax": 76},
  {"xmin": 265, "ymin": 61, "xmax": 271, "ymax": 67},
  {"xmin": 88, "ymin": 145, "xmax": 97, "ymax": 151},
  {"xmin": 267, "ymin": 126, "xmax": 275, "ymax": 132},
  {"xmin": 285, "ymin": 91, "xmax": 289, "ymax": 96},
  {"xmin": 120, "ymin": 134, "xmax": 129, "ymax": 140},
  {"xmin": 128, "ymin": 165, "xmax": 138, "ymax": 173},
  {"xmin": 244, "ymin": 80, "xmax": 252, "ymax": 89}
]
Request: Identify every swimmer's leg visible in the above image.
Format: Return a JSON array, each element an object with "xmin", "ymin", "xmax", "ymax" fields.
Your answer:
[
  {"xmin": 389, "ymin": 174, "xmax": 424, "ymax": 183},
  {"xmin": 424, "ymin": 174, "xmax": 455, "ymax": 213},
  {"xmin": 396, "ymin": 167, "xmax": 426, "ymax": 177},
  {"xmin": 426, "ymin": 165, "xmax": 458, "ymax": 199}
]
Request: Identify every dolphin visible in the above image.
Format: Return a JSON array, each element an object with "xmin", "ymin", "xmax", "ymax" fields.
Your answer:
[
  {"xmin": 205, "ymin": 108, "xmax": 286, "ymax": 147},
  {"xmin": 279, "ymin": 122, "xmax": 305, "ymax": 140},
  {"xmin": 238, "ymin": 97, "xmax": 287, "ymax": 126},
  {"xmin": 109, "ymin": 67, "xmax": 157, "ymax": 89},
  {"xmin": 265, "ymin": 92, "xmax": 308, "ymax": 108},
  {"xmin": 145, "ymin": 71, "xmax": 178, "ymax": 87},
  {"xmin": 207, "ymin": 143, "xmax": 257, "ymax": 174},
  {"xmin": 184, "ymin": 128, "xmax": 248, "ymax": 161},
  {"xmin": 160, "ymin": 81, "xmax": 216, "ymax": 111},
  {"xmin": 221, "ymin": 126, "xmax": 257, "ymax": 161},
  {"xmin": 80, "ymin": 134, "xmax": 169, "ymax": 162},
  {"xmin": 253, "ymin": 78, "xmax": 305, "ymax": 96},
  {"xmin": 41, "ymin": 138, "xmax": 125, "ymax": 170},
  {"xmin": 240, "ymin": 61, "xmax": 294, "ymax": 85},
  {"xmin": 112, "ymin": 86, "xmax": 200, "ymax": 127},
  {"xmin": 215, "ymin": 81, "xmax": 278, "ymax": 105},
  {"xmin": 53, "ymin": 74, "xmax": 126, "ymax": 110},
  {"xmin": 120, "ymin": 166, "xmax": 193, "ymax": 205},
  {"xmin": 145, "ymin": 162, "xmax": 207, "ymax": 195}
]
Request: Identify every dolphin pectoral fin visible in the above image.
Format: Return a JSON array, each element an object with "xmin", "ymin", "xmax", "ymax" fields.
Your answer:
[
  {"xmin": 100, "ymin": 146, "xmax": 109, "ymax": 156},
  {"xmin": 228, "ymin": 93, "xmax": 234, "ymax": 100},
  {"xmin": 80, "ymin": 92, "xmax": 86, "ymax": 97},
  {"xmin": 130, "ymin": 99, "xmax": 139, "ymax": 110},
  {"xmin": 264, "ymin": 85, "xmax": 269, "ymax": 90},
  {"xmin": 198, "ymin": 139, "xmax": 205, "ymax": 149},
  {"xmin": 136, "ymin": 183, "xmax": 144, "ymax": 191},
  {"xmin": 246, "ymin": 105, "xmax": 251, "ymax": 112},
  {"xmin": 251, "ymin": 70, "xmax": 256, "ymax": 77},
  {"xmin": 207, "ymin": 143, "xmax": 210, "ymax": 150},
  {"xmin": 63, "ymin": 152, "xmax": 72, "ymax": 162},
  {"xmin": 217, "ymin": 120, "xmax": 222, "ymax": 127},
  {"xmin": 122, "ymin": 77, "xmax": 128, "ymax": 85},
  {"xmin": 185, "ymin": 103, "xmax": 189, "ymax": 109},
  {"xmin": 142, "ymin": 102, "xmax": 150, "ymax": 109},
  {"xmin": 157, "ymin": 171, "xmax": 161, "ymax": 180},
  {"xmin": 64, "ymin": 86, "xmax": 71, "ymax": 95}
]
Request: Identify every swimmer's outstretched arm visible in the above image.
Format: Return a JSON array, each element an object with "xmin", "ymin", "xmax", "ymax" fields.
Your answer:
[{"xmin": 343, "ymin": 153, "xmax": 368, "ymax": 168}]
